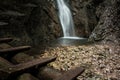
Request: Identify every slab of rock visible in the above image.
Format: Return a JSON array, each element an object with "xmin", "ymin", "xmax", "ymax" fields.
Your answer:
[
  {"xmin": 17, "ymin": 73, "xmax": 39, "ymax": 80},
  {"xmin": 0, "ymin": 57, "xmax": 13, "ymax": 68},
  {"xmin": 0, "ymin": 43, "xmax": 12, "ymax": 49},
  {"xmin": 12, "ymin": 53, "xmax": 34, "ymax": 64},
  {"xmin": 38, "ymin": 66, "xmax": 62, "ymax": 80}
]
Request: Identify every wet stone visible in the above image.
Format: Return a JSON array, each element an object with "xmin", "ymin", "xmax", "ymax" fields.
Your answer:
[
  {"xmin": 38, "ymin": 66, "xmax": 62, "ymax": 80},
  {"xmin": 17, "ymin": 73, "xmax": 39, "ymax": 80},
  {"xmin": 12, "ymin": 53, "xmax": 34, "ymax": 64},
  {"xmin": 0, "ymin": 43, "xmax": 12, "ymax": 49}
]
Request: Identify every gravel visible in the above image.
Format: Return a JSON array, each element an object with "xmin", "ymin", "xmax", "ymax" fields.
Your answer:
[{"xmin": 40, "ymin": 44, "xmax": 120, "ymax": 80}]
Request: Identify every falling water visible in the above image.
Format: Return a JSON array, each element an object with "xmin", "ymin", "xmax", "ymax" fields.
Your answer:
[{"xmin": 56, "ymin": 0, "xmax": 77, "ymax": 38}]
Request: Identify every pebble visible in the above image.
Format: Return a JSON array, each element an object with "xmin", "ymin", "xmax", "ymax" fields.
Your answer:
[{"xmin": 41, "ymin": 44, "xmax": 120, "ymax": 80}]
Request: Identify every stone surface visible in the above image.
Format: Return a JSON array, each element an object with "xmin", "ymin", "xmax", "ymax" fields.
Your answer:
[
  {"xmin": 38, "ymin": 66, "xmax": 62, "ymax": 80},
  {"xmin": 0, "ymin": 0, "xmax": 61, "ymax": 47},
  {"xmin": 0, "ymin": 1, "xmax": 119, "ymax": 79},
  {"xmin": 89, "ymin": 0, "xmax": 120, "ymax": 53},
  {"xmin": 89, "ymin": 0, "xmax": 120, "ymax": 46},
  {"xmin": 17, "ymin": 73, "xmax": 39, "ymax": 80},
  {"xmin": 0, "ymin": 0, "xmax": 119, "ymax": 49},
  {"xmin": 12, "ymin": 53, "xmax": 34, "ymax": 64},
  {"xmin": 0, "ymin": 0, "xmax": 62, "ymax": 50},
  {"xmin": 0, "ymin": 43, "xmax": 12, "ymax": 49},
  {"xmin": 0, "ymin": 0, "xmax": 100, "ymax": 46},
  {"xmin": 71, "ymin": 0, "xmax": 98, "ymax": 37}
]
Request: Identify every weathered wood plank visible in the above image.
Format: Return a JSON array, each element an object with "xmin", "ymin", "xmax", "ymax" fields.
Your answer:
[
  {"xmin": 0, "ymin": 22, "xmax": 8, "ymax": 26},
  {"xmin": 12, "ymin": 57, "xmax": 56, "ymax": 73},
  {"xmin": 0, "ymin": 38, "xmax": 13, "ymax": 43},
  {"xmin": 0, "ymin": 57, "xmax": 56, "ymax": 80},
  {"xmin": 0, "ymin": 46, "xmax": 31, "ymax": 54},
  {"xmin": 0, "ymin": 11, "xmax": 25, "ymax": 17}
]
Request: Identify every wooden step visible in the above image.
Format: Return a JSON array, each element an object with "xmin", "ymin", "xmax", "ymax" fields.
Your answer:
[
  {"xmin": 0, "ymin": 57, "xmax": 56, "ymax": 80},
  {"xmin": 0, "ymin": 10, "xmax": 25, "ymax": 17},
  {"xmin": 11, "ymin": 57, "xmax": 56, "ymax": 73},
  {"xmin": 0, "ymin": 46, "xmax": 31, "ymax": 55},
  {"xmin": 0, "ymin": 22, "xmax": 8, "ymax": 26},
  {"xmin": 54, "ymin": 67, "xmax": 85, "ymax": 80},
  {"xmin": 21, "ymin": 3, "xmax": 37, "ymax": 8},
  {"xmin": 0, "ymin": 38, "xmax": 13, "ymax": 43}
]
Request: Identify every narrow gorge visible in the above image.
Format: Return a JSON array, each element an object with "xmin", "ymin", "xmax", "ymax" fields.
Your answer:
[{"xmin": 0, "ymin": 0, "xmax": 119, "ymax": 80}]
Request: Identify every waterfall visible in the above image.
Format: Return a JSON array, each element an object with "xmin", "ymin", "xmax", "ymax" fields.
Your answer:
[{"xmin": 56, "ymin": 0, "xmax": 76, "ymax": 38}]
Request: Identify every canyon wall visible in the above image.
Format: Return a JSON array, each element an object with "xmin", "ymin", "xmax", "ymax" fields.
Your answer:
[{"xmin": 0, "ymin": 0, "xmax": 119, "ymax": 47}]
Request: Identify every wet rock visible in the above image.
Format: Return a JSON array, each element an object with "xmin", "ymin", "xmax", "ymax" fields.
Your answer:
[
  {"xmin": 38, "ymin": 66, "xmax": 62, "ymax": 80},
  {"xmin": 0, "ymin": 57, "xmax": 13, "ymax": 69},
  {"xmin": 89, "ymin": 0, "xmax": 120, "ymax": 46},
  {"xmin": 0, "ymin": 0, "xmax": 99, "ymax": 46},
  {"xmin": 71, "ymin": 0, "xmax": 98, "ymax": 37},
  {"xmin": 17, "ymin": 73, "xmax": 39, "ymax": 80},
  {"xmin": 0, "ymin": 43, "xmax": 12, "ymax": 49},
  {"xmin": 12, "ymin": 53, "xmax": 34, "ymax": 64}
]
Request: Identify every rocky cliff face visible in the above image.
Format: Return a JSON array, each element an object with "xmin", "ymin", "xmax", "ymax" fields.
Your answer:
[
  {"xmin": 0, "ymin": 0, "xmax": 119, "ymax": 47},
  {"xmin": 89, "ymin": 0, "xmax": 120, "ymax": 45},
  {"xmin": 89, "ymin": 0, "xmax": 120, "ymax": 54},
  {"xmin": 0, "ymin": 0, "xmax": 61, "ymax": 47}
]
